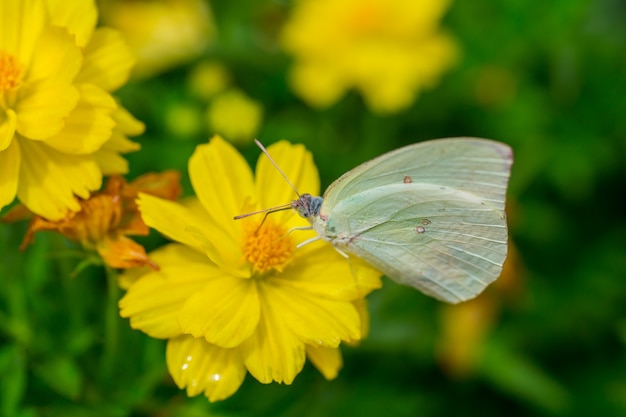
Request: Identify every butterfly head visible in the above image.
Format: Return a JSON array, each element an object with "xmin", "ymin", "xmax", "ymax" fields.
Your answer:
[{"xmin": 292, "ymin": 194, "xmax": 323, "ymax": 221}]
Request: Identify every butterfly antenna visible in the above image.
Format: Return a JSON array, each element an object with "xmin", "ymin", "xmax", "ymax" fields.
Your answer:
[
  {"xmin": 233, "ymin": 203, "xmax": 292, "ymax": 220},
  {"xmin": 254, "ymin": 139, "xmax": 301, "ymax": 197},
  {"xmin": 234, "ymin": 204, "xmax": 293, "ymax": 233}
]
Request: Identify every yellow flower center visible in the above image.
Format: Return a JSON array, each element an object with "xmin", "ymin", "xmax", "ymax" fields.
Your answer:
[
  {"xmin": 243, "ymin": 219, "xmax": 295, "ymax": 275},
  {"xmin": 0, "ymin": 51, "xmax": 23, "ymax": 92},
  {"xmin": 348, "ymin": 2, "xmax": 383, "ymax": 34}
]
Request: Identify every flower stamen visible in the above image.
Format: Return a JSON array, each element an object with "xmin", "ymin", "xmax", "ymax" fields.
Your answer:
[
  {"xmin": 243, "ymin": 219, "xmax": 295, "ymax": 274},
  {"xmin": 0, "ymin": 51, "xmax": 23, "ymax": 92}
]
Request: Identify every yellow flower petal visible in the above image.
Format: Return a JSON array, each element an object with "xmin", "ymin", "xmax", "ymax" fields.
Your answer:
[
  {"xmin": 184, "ymin": 222, "xmax": 251, "ymax": 278},
  {"xmin": 255, "ymin": 140, "xmax": 320, "ymax": 219},
  {"xmin": 119, "ymin": 243, "xmax": 219, "ymax": 338},
  {"xmin": 16, "ymin": 139, "xmax": 101, "ymax": 220},
  {"xmin": 112, "ymin": 105, "xmax": 146, "ymax": 137},
  {"xmin": 0, "ymin": 0, "xmax": 46, "ymax": 68},
  {"xmin": 288, "ymin": 63, "xmax": 345, "ymax": 108},
  {"xmin": 206, "ymin": 89, "xmax": 263, "ymax": 144},
  {"xmin": 274, "ymin": 245, "xmax": 382, "ymax": 301},
  {"xmin": 167, "ymin": 335, "xmax": 246, "ymax": 402},
  {"xmin": 117, "ymin": 263, "xmax": 147, "ymax": 290},
  {"xmin": 0, "ymin": 140, "xmax": 20, "ymax": 211},
  {"xmin": 118, "ymin": 242, "xmax": 195, "ymax": 289},
  {"xmin": 306, "ymin": 345, "xmax": 343, "ymax": 380},
  {"xmin": 137, "ymin": 193, "xmax": 207, "ymax": 254},
  {"xmin": 15, "ymin": 81, "xmax": 79, "ymax": 140},
  {"xmin": 189, "ymin": 136, "xmax": 254, "ymax": 228},
  {"xmin": 27, "ymin": 25, "xmax": 82, "ymax": 85},
  {"xmin": 242, "ymin": 289, "xmax": 306, "ymax": 384},
  {"xmin": 138, "ymin": 193, "xmax": 248, "ymax": 277},
  {"xmin": 102, "ymin": 132, "xmax": 141, "ymax": 154},
  {"xmin": 76, "ymin": 28, "xmax": 136, "ymax": 92},
  {"xmin": 187, "ymin": 136, "xmax": 259, "ymax": 277},
  {"xmin": 179, "ymin": 277, "xmax": 259, "ymax": 348},
  {"xmin": 262, "ymin": 279, "xmax": 361, "ymax": 348},
  {"xmin": 45, "ymin": 0, "xmax": 97, "ymax": 47},
  {"xmin": 0, "ymin": 109, "xmax": 17, "ymax": 151},
  {"xmin": 44, "ymin": 84, "xmax": 116, "ymax": 154},
  {"xmin": 91, "ymin": 106, "xmax": 142, "ymax": 175},
  {"xmin": 353, "ymin": 298, "xmax": 371, "ymax": 340},
  {"xmin": 93, "ymin": 148, "xmax": 129, "ymax": 175}
]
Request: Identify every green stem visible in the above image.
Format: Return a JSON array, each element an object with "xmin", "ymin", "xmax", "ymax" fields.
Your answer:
[{"xmin": 100, "ymin": 265, "xmax": 120, "ymax": 381}]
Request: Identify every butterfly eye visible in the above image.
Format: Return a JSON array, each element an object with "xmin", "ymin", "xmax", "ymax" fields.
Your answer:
[
  {"xmin": 291, "ymin": 200, "xmax": 307, "ymax": 217},
  {"xmin": 292, "ymin": 194, "xmax": 323, "ymax": 219}
]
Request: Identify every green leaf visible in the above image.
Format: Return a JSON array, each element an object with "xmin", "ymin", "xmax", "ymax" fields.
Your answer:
[
  {"xmin": 0, "ymin": 344, "xmax": 27, "ymax": 417},
  {"xmin": 34, "ymin": 356, "xmax": 83, "ymax": 401},
  {"xmin": 478, "ymin": 339, "xmax": 570, "ymax": 413}
]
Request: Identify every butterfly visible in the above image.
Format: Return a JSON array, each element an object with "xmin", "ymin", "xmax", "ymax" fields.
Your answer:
[{"xmin": 238, "ymin": 138, "xmax": 513, "ymax": 304}]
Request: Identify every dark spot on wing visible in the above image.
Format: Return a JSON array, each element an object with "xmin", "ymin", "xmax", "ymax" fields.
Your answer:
[
  {"xmin": 421, "ymin": 219, "xmax": 431, "ymax": 225},
  {"xmin": 403, "ymin": 175, "xmax": 412, "ymax": 183},
  {"xmin": 348, "ymin": 232, "xmax": 362, "ymax": 244}
]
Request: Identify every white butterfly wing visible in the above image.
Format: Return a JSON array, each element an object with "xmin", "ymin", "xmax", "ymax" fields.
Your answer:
[
  {"xmin": 320, "ymin": 138, "xmax": 513, "ymax": 303},
  {"xmin": 322, "ymin": 138, "xmax": 512, "ymax": 216}
]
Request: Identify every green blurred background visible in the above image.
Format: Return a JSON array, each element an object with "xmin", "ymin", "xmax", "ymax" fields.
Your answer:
[{"xmin": 2, "ymin": 0, "xmax": 626, "ymax": 416}]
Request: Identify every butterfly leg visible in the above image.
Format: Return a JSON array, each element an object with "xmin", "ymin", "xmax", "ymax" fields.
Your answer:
[
  {"xmin": 296, "ymin": 235, "xmax": 321, "ymax": 249},
  {"xmin": 287, "ymin": 225, "xmax": 313, "ymax": 235},
  {"xmin": 253, "ymin": 206, "xmax": 293, "ymax": 233}
]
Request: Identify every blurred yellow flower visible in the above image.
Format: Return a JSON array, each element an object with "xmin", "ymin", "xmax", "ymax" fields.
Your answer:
[
  {"xmin": 436, "ymin": 242, "xmax": 524, "ymax": 377},
  {"xmin": 0, "ymin": 0, "xmax": 142, "ymax": 221},
  {"xmin": 96, "ymin": 105, "xmax": 144, "ymax": 175},
  {"xmin": 187, "ymin": 61, "xmax": 231, "ymax": 101},
  {"xmin": 119, "ymin": 136, "xmax": 381, "ymax": 401},
  {"xmin": 206, "ymin": 90, "xmax": 263, "ymax": 146},
  {"xmin": 281, "ymin": 0, "xmax": 458, "ymax": 113},
  {"xmin": 99, "ymin": 0, "xmax": 215, "ymax": 78},
  {"xmin": 165, "ymin": 103, "xmax": 203, "ymax": 138}
]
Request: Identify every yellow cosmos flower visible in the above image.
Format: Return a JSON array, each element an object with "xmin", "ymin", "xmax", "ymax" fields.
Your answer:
[
  {"xmin": 0, "ymin": 0, "xmax": 142, "ymax": 221},
  {"xmin": 119, "ymin": 136, "xmax": 382, "ymax": 401},
  {"xmin": 99, "ymin": 0, "xmax": 215, "ymax": 78},
  {"xmin": 281, "ymin": 0, "xmax": 458, "ymax": 113}
]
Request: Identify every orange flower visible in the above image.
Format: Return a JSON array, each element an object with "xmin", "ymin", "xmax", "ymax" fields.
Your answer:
[{"xmin": 7, "ymin": 171, "xmax": 182, "ymax": 270}]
